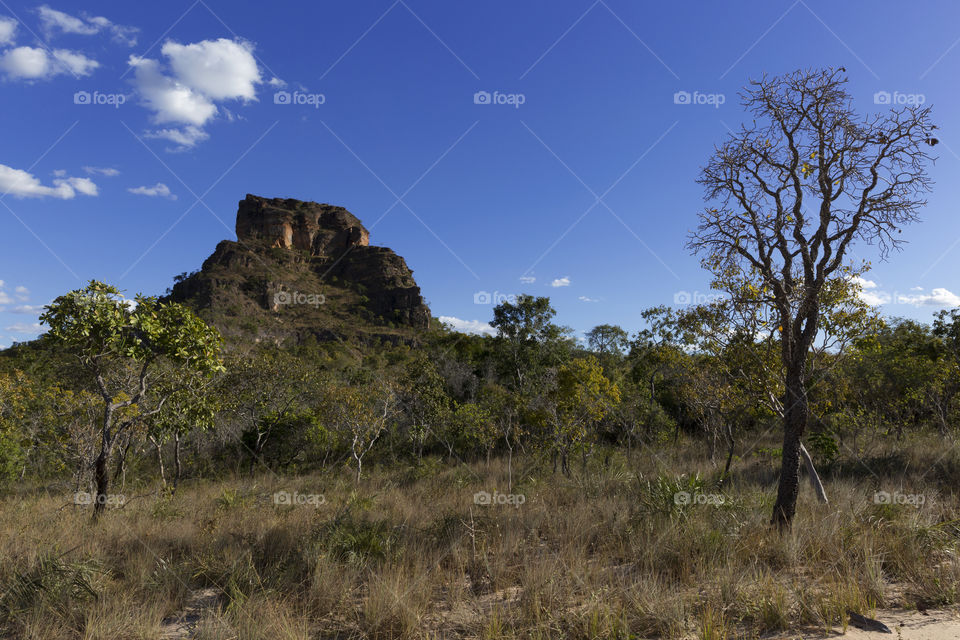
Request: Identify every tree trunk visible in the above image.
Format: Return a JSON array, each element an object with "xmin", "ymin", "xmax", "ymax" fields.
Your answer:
[
  {"xmin": 93, "ymin": 407, "xmax": 114, "ymax": 518},
  {"xmin": 173, "ymin": 432, "xmax": 182, "ymax": 492},
  {"xmin": 722, "ymin": 423, "xmax": 735, "ymax": 481},
  {"xmin": 114, "ymin": 434, "xmax": 132, "ymax": 490},
  {"xmin": 150, "ymin": 436, "xmax": 166, "ymax": 487},
  {"xmin": 771, "ymin": 365, "xmax": 808, "ymax": 530}
]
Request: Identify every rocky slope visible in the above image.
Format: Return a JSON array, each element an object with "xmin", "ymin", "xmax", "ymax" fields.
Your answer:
[{"xmin": 166, "ymin": 194, "xmax": 431, "ymax": 345}]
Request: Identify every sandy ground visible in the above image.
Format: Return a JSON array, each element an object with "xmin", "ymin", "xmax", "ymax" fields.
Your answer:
[{"xmin": 774, "ymin": 608, "xmax": 960, "ymax": 639}]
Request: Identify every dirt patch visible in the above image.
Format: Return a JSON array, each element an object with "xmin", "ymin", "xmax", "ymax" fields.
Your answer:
[
  {"xmin": 159, "ymin": 588, "xmax": 222, "ymax": 639},
  {"xmin": 773, "ymin": 608, "xmax": 960, "ymax": 639}
]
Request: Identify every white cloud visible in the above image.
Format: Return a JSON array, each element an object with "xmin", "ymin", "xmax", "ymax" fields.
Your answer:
[
  {"xmin": 14, "ymin": 286, "xmax": 28, "ymax": 301},
  {"xmin": 519, "ymin": 276, "xmax": 536, "ymax": 284},
  {"xmin": 128, "ymin": 182, "xmax": 176, "ymax": 200},
  {"xmin": 578, "ymin": 296, "xmax": 599, "ymax": 303},
  {"xmin": 438, "ymin": 316, "xmax": 496, "ymax": 337},
  {"xmin": 128, "ymin": 56, "xmax": 217, "ymax": 126},
  {"xmin": 0, "ymin": 46, "xmax": 98, "ymax": 80},
  {"xmin": 550, "ymin": 277, "xmax": 571, "ymax": 288},
  {"xmin": 83, "ymin": 166, "xmax": 119, "ymax": 177},
  {"xmin": 898, "ymin": 288, "xmax": 960, "ymax": 308},
  {"xmin": 0, "ymin": 164, "xmax": 98, "ymax": 199},
  {"xmin": 5, "ymin": 322, "xmax": 42, "ymax": 334},
  {"xmin": 0, "ymin": 17, "xmax": 17, "ymax": 46},
  {"xmin": 268, "ymin": 76, "xmax": 285, "ymax": 87},
  {"xmin": 144, "ymin": 126, "xmax": 209, "ymax": 151},
  {"xmin": 848, "ymin": 276, "xmax": 960, "ymax": 308},
  {"xmin": 12, "ymin": 304, "xmax": 43, "ymax": 314},
  {"xmin": 52, "ymin": 48, "xmax": 99, "ymax": 75},
  {"xmin": 849, "ymin": 275, "xmax": 890, "ymax": 306},
  {"xmin": 163, "ymin": 39, "xmax": 260, "ymax": 100},
  {"xmin": 128, "ymin": 38, "xmax": 261, "ymax": 149},
  {"xmin": 37, "ymin": 6, "xmax": 138, "ymax": 46}
]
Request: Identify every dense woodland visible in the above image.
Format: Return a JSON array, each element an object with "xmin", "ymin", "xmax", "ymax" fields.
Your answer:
[{"xmin": 2, "ymin": 286, "xmax": 959, "ymax": 506}]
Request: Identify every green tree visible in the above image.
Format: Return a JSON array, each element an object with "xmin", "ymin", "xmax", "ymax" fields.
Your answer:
[
  {"xmin": 41, "ymin": 281, "xmax": 224, "ymax": 516},
  {"xmin": 585, "ymin": 324, "xmax": 629, "ymax": 372},
  {"xmin": 688, "ymin": 68, "xmax": 936, "ymax": 529},
  {"xmin": 551, "ymin": 356, "xmax": 620, "ymax": 476},
  {"xmin": 490, "ymin": 295, "xmax": 572, "ymax": 394}
]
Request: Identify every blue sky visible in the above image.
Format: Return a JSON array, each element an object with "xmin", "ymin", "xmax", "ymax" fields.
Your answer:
[{"xmin": 2, "ymin": 0, "xmax": 960, "ymax": 347}]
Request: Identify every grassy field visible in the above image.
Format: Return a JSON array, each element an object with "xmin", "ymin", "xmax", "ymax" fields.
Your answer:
[{"xmin": 2, "ymin": 435, "xmax": 960, "ymax": 639}]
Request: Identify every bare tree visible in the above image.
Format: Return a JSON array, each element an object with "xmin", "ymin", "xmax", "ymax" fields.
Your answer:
[{"xmin": 688, "ymin": 68, "xmax": 936, "ymax": 529}]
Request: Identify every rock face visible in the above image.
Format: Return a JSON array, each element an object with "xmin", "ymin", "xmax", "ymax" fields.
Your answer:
[
  {"xmin": 236, "ymin": 195, "xmax": 370, "ymax": 256},
  {"xmin": 167, "ymin": 195, "xmax": 431, "ymax": 340}
]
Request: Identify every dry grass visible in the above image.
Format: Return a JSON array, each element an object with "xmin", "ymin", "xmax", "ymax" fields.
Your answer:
[{"xmin": 1, "ymin": 435, "xmax": 959, "ymax": 639}]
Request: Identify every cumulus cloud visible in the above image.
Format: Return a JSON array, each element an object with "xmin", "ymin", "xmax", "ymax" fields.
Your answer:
[
  {"xmin": 438, "ymin": 316, "xmax": 496, "ymax": 337},
  {"xmin": 849, "ymin": 276, "xmax": 960, "ymax": 308},
  {"xmin": 0, "ymin": 16, "xmax": 16, "ymax": 46},
  {"xmin": 14, "ymin": 286, "xmax": 28, "ymax": 301},
  {"xmin": 37, "ymin": 5, "xmax": 138, "ymax": 46},
  {"xmin": 128, "ymin": 38, "xmax": 261, "ymax": 149},
  {"xmin": 128, "ymin": 182, "xmax": 176, "ymax": 200},
  {"xmin": 0, "ymin": 164, "xmax": 98, "ymax": 199},
  {"xmin": 898, "ymin": 288, "xmax": 960, "ymax": 308},
  {"xmin": 0, "ymin": 46, "xmax": 98, "ymax": 80},
  {"xmin": 163, "ymin": 39, "xmax": 260, "ymax": 100},
  {"xmin": 12, "ymin": 304, "xmax": 43, "ymax": 314},
  {"xmin": 519, "ymin": 276, "xmax": 536, "ymax": 284},
  {"xmin": 550, "ymin": 277, "xmax": 571, "ymax": 288},
  {"xmin": 578, "ymin": 296, "xmax": 599, "ymax": 302},
  {"xmin": 5, "ymin": 322, "xmax": 43, "ymax": 334},
  {"xmin": 83, "ymin": 166, "xmax": 119, "ymax": 176}
]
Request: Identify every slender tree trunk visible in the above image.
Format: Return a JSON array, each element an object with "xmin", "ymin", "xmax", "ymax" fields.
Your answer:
[
  {"xmin": 173, "ymin": 432, "xmax": 182, "ymax": 491},
  {"xmin": 722, "ymin": 423, "xmax": 735, "ymax": 480},
  {"xmin": 772, "ymin": 363, "xmax": 808, "ymax": 530},
  {"xmin": 150, "ymin": 436, "xmax": 166, "ymax": 487},
  {"xmin": 114, "ymin": 434, "xmax": 132, "ymax": 490},
  {"xmin": 93, "ymin": 407, "xmax": 114, "ymax": 518}
]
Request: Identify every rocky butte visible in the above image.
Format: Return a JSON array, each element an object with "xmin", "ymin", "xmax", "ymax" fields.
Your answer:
[{"xmin": 167, "ymin": 194, "xmax": 431, "ymax": 344}]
